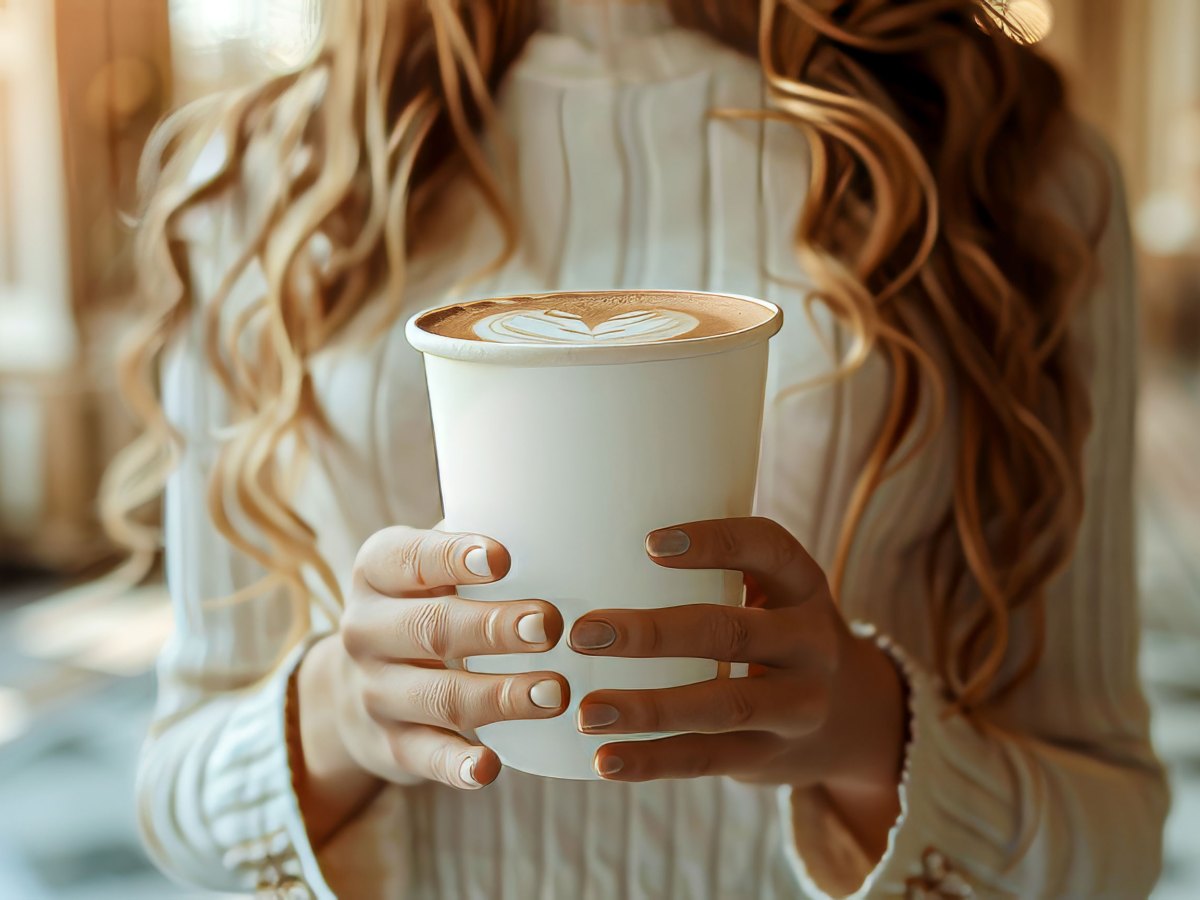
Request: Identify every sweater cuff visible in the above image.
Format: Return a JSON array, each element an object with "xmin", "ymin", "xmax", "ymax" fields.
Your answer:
[
  {"xmin": 205, "ymin": 634, "xmax": 338, "ymax": 900},
  {"xmin": 778, "ymin": 622, "xmax": 976, "ymax": 899}
]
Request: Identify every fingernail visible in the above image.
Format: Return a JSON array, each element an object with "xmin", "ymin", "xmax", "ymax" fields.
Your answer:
[
  {"xmin": 464, "ymin": 546, "xmax": 492, "ymax": 578},
  {"xmin": 530, "ymin": 679, "xmax": 562, "ymax": 709},
  {"xmin": 646, "ymin": 529, "xmax": 690, "ymax": 558},
  {"xmin": 459, "ymin": 756, "xmax": 482, "ymax": 788},
  {"xmin": 516, "ymin": 612, "xmax": 547, "ymax": 644},
  {"xmin": 571, "ymin": 620, "xmax": 616, "ymax": 651},
  {"xmin": 579, "ymin": 703, "xmax": 619, "ymax": 731},
  {"xmin": 597, "ymin": 755, "xmax": 624, "ymax": 777}
]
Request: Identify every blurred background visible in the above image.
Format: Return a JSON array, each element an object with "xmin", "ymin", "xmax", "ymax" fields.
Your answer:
[{"xmin": 0, "ymin": 0, "xmax": 1196, "ymax": 897}]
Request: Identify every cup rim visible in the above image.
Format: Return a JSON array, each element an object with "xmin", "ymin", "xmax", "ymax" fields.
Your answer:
[{"xmin": 405, "ymin": 289, "xmax": 784, "ymax": 367}]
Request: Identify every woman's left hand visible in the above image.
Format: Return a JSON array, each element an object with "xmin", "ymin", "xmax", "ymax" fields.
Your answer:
[{"xmin": 570, "ymin": 517, "xmax": 907, "ymax": 805}]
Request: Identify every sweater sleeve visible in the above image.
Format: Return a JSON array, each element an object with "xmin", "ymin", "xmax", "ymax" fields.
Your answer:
[
  {"xmin": 134, "ymin": 177, "xmax": 338, "ymax": 898},
  {"xmin": 778, "ymin": 142, "xmax": 1170, "ymax": 897}
]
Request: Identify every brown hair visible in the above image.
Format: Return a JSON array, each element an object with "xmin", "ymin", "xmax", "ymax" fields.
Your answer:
[{"xmin": 104, "ymin": 0, "xmax": 1106, "ymax": 710}]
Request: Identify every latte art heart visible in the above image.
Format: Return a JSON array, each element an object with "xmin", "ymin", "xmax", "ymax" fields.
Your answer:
[{"xmin": 473, "ymin": 308, "xmax": 702, "ymax": 345}]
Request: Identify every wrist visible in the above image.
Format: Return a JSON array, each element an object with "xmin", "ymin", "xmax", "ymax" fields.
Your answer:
[
  {"xmin": 296, "ymin": 636, "xmax": 353, "ymax": 782},
  {"xmin": 824, "ymin": 633, "xmax": 908, "ymax": 795},
  {"xmin": 294, "ymin": 635, "xmax": 381, "ymax": 848},
  {"xmin": 814, "ymin": 632, "xmax": 908, "ymax": 862}
]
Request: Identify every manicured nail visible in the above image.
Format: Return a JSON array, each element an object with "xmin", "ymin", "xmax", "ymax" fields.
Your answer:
[
  {"xmin": 646, "ymin": 529, "xmax": 690, "ymax": 558},
  {"xmin": 517, "ymin": 612, "xmax": 547, "ymax": 644},
  {"xmin": 571, "ymin": 620, "xmax": 616, "ymax": 651},
  {"xmin": 597, "ymin": 755, "xmax": 624, "ymax": 777},
  {"xmin": 464, "ymin": 546, "xmax": 492, "ymax": 578},
  {"xmin": 579, "ymin": 703, "xmax": 619, "ymax": 731},
  {"xmin": 459, "ymin": 756, "xmax": 482, "ymax": 788},
  {"xmin": 530, "ymin": 679, "xmax": 562, "ymax": 709}
]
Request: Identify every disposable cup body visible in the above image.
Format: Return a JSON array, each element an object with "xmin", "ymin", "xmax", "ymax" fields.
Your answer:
[{"xmin": 407, "ymin": 290, "xmax": 783, "ymax": 780}]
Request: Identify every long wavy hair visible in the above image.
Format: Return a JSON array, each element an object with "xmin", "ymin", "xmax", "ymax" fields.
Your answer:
[{"xmin": 103, "ymin": 0, "xmax": 1106, "ymax": 711}]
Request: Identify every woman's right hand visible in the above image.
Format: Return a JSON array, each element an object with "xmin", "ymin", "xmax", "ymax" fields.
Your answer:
[{"xmin": 296, "ymin": 525, "xmax": 566, "ymax": 837}]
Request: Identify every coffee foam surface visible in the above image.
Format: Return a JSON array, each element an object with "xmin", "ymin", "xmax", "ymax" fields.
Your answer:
[{"xmin": 418, "ymin": 292, "xmax": 770, "ymax": 346}]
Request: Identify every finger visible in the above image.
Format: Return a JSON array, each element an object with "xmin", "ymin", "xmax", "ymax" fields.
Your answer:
[
  {"xmin": 593, "ymin": 732, "xmax": 784, "ymax": 782},
  {"xmin": 569, "ymin": 603, "xmax": 805, "ymax": 667},
  {"xmin": 644, "ymin": 517, "xmax": 827, "ymax": 607},
  {"xmin": 354, "ymin": 525, "xmax": 511, "ymax": 597},
  {"xmin": 578, "ymin": 677, "xmax": 824, "ymax": 737},
  {"xmin": 363, "ymin": 665, "xmax": 569, "ymax": 733},
  {"xmin": 343, "ymin": 594, "xmax": 563, "ymax": 662},
  {"xmin": 382, "ymin": 723, "xmax": 502, "ymax": 790}
]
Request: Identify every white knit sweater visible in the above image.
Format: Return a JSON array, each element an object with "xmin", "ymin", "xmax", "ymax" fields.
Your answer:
[{"xmin": 137, "ymin": 3, "xmax": 1168, "ymax": 898}]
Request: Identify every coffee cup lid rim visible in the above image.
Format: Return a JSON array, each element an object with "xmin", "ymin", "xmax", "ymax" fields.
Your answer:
[{"xmin": 405, "ymin": 290, "xmax": 783, "ymax": 367}]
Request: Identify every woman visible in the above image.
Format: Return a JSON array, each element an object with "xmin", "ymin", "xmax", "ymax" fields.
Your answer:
[{"xmin": 108, "ymin": 0, "xmax": 1168, "ymax": 897}]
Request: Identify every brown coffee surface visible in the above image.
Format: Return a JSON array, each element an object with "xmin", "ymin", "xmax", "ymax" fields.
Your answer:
[{"xmin": 418, "ymin": 291, "xmax": 771, "ymax": 346}]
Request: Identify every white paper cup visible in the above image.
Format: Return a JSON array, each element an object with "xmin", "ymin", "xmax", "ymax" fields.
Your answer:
[{"xmin": 406, "ymin": 290, "xmax": 783, "ymax": 780}]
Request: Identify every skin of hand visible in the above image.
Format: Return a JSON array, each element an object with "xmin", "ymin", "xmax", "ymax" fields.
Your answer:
[
  {"xmin": 570, "ymin": 516, "xmax": 908, "ymax": 860},
  {"xmin": 293, "ymin": 525, "xmax": 568, "ymax": 847}
]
